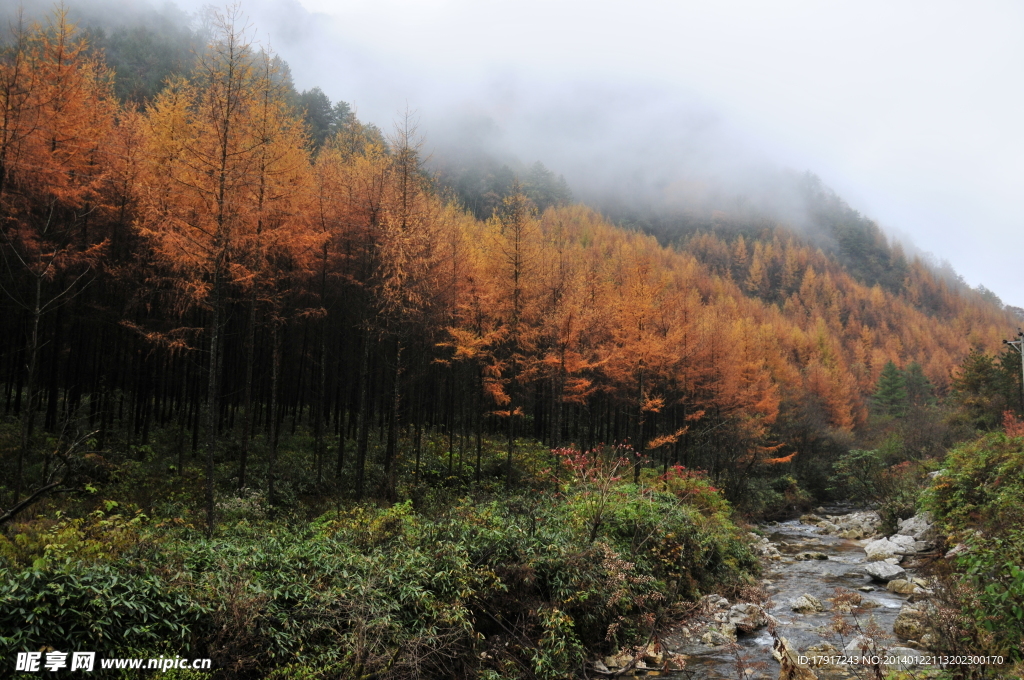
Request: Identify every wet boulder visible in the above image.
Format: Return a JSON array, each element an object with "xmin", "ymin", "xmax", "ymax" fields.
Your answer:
[
  {"xmin": 864, "ymin": 560, "xmax": 906, "ymax": 582},
  {"xmin": 700, "ymin": 627, "xmax": 735, "ymax": 646},
  {"xmin": 790, "ymin": 594, "xmax": 825, "ymax": 613},
  {"xmin": 794, "ymin": 551, "xmax": 829, "ymax": 561},
  {"xmin": 727, "ymin": 603, "xmax": 768, "ymax": 633}
]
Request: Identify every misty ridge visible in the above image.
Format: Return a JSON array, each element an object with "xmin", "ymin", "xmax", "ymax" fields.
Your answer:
[{"xmin": 2, "ymin": 0, "xmax": 1006, "ymax": 310}]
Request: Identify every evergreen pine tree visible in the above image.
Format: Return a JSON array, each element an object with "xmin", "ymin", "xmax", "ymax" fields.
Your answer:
[
  {"xmin": 903, "ymin": 362, "xmax": 936, "ymax": 407},
  {"xmin": 872, "ymin": 360, "xmax": 908, "ymax": 417}
]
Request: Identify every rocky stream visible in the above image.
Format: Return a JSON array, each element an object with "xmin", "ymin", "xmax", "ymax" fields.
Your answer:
[{"xmin": 596, "ymin": 506, "xmax": 945, "ymax": 679}]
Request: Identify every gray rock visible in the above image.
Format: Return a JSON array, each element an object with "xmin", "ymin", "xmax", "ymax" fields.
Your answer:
[
  {"xmin": 728, "ymin": 603, "xmax": 768, "ymax": 633},
  {"xmin": 790, "ymin": 594, "xmax": 825, "ymax": 613},
  {"xmin": 886, "ymin": 579, "xmax": 919, "ymax": 595},
  {"xmin": 894, "ymin": 603, "xmax": 930, "ymax": 642},
  {"xmin": 864, "ymin": 538, "xmax": 900, "ymax": 561},
  {"xmin": 908, "ymin": 589, "xmax": 935, "ymax": 603},
  {"xmin": 804, "ymin": 642, "xmax": 839, "ymax": 666},
  {"xmin": 843, "ymin": 634, "xmax": 876, "ymax": 655},
  {"xmin": 701, "ymin": 593, "xmax": 730, "ymax": 610},
  {"xmin": 897, "ymin": 512, "xmax": 935, "ymax": 541},
  {"xmin": 888, "ymin": 533, "xmax": 919, "ymax": 553},
  {"xmin": 864, "ymin": 561, "xmax": 907, "ymax": 582},
  {"xmin": 794, "ymin": 551, "xmax": 829, "ymax": 561},
  {"xmin": 701, "ymin": 629, "xmax": 733, "ymax": 646}
]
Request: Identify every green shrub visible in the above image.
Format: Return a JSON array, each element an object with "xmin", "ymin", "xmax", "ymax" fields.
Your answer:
[
  {"xmin": 0, "ymin": 440, "xmax": 758, "ymax": 679},
  {"xmin": 0, "ymin": 561, "xmax": 202, "ymax": 658},
  {"xmin": 926, "ymin": 433, "xmax": 1024, "ymax": 662}
]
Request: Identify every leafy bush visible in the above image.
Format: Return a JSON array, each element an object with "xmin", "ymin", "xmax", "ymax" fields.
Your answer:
[
  {"xmin": 0, "ymin": 442, "xmax": 757, "ymax": 679},
  {"xmin": 0, "ymin": 561, "xmax": 203, "ymax": 658},
  {"xmin": 926, "ymin": 432, "xmax": 1024, "ymax": 664},
  {"xmin": 0, "ymin": 504, "xmax": 149, "ymax": 569}
]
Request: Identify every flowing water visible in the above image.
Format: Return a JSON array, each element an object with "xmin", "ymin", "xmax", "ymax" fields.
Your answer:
[{"xmin": 659, "ymin": 510, "xmax": 915, "ymax": 679}]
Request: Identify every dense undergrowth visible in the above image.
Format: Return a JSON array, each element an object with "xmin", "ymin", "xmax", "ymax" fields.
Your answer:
[
  {"xmin": 0, "ymin": 425, "xmax": 756, "ymax": 679},
  {"xmin": 924, "ymin": 428, "xmax": 1024, "ymax": 676}
]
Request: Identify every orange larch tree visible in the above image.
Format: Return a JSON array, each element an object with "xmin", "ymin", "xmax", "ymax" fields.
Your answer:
[
  {"xmin": 137, "ymin": 9, "xmax": 312, "ymax": 531},
  {"xmin": 0, "ymin": 10, "xmax": 114, "ymax": 500}
]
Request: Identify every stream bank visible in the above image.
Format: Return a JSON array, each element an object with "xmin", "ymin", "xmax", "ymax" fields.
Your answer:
[{"xmin": 645, "ymin": 506, "xmax": 943, "ymax": 679}]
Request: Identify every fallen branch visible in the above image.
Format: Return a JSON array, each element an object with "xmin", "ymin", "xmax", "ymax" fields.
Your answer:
[{"xmin": 0, "ymin": 482, "xmax": 62, "ymax": 526}]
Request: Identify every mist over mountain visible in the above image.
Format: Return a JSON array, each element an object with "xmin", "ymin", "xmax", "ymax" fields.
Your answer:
[
  {"xmin": 0, "ymin": 0, "xmax": 1014, "ymax": 334},
  {"xmin": 6, "ymin": 0, "xmax": 1018, "ymax": 311}
]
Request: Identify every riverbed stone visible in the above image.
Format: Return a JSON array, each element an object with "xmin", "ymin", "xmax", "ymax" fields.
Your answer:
[
  {"xmin": 896, "ymin": 512, "xmax": 935, "ymax": 542},
  {"xmin": 887, "ymin": 534, "xmax": 919, "ymax": 553},
  {"xmin": 830, "ymin": 591, "xmax": 862, "ymax": 613},
  {"xmin": 864, "ymin": 560, "xmax": 906, "ymax": 581},
  {"xmin": 700, "ymin": 629, "xmax": 732, "ymax": 646},
  {"xmin": 894, "ymin": 602, "xmax": 936, "ymax": 644},
  {"xmin": 790, "ymin": 594, "xmax": 825, "ymax": 613},
  {"xmin": 795, "ymin": 551, "xmax": 829, "ymax": 561},
  {"xmin": 864, "ymin": 538, "xmax": 900, "ymax": 561},
  {"xmin": 773, "ymin": 636, "xmax": 817, "ymax": 680},
  {"xmin": 820, "ymin": 509, "xmax": 882, "ymax": 539},
  {"xmin": 886, "ymin": 579, "xmax": 919, "ymax": 595},
  {"xmin": 701, "ymin": 593, "xmax": 730, "ymax": 610},
  {"xmin": 728, "ymin": 603, "xmax": 767, "ymax": 632},
  {"xmin": 843, "ymin": 634, "xmax": 876, "ymax": 656},
  {"xmin": 908, "ymin": 589, "xmax": 934, "ymax": 603},
  {"xmin": 803, "ymin": 642, "xmax": 839, "ymax": 667},
  {"xmin": 749, "ymin": 533, "xmax": 782, "ymax": 559}
]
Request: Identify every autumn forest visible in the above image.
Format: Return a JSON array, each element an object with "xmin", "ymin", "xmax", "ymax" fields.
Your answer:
[{"xmin": 2, "ymin": 7, "xmax": 1023, "ymax": 679}]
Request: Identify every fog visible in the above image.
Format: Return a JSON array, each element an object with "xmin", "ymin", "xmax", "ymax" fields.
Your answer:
[{"xmin": 9, "ymin": 0, "xmax": 1024, "ymax": 306}]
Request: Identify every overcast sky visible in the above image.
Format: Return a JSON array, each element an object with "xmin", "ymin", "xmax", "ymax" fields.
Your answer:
[{"xmin": 170, "ymin": 0, "xmax": 1024, "ymax": 306}]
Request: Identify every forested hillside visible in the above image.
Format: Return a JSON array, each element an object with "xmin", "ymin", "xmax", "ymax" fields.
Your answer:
[
  {"xmin": 0, "ymin": 7, "xmax": 1016, "ymax": 513},
  {"xmin": 2, "ymin": 8, "xmax": 1022, "ymax": 679}
]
